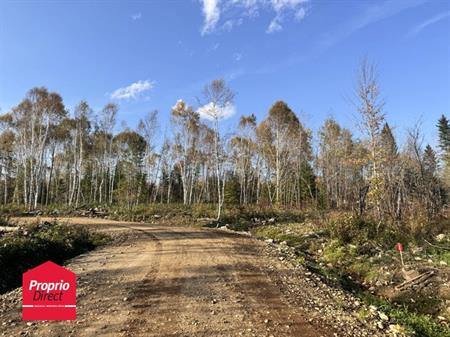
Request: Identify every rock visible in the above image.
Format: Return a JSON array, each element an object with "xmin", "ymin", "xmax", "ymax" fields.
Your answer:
[
  {"xmin": 265, "ymin": 238, "xmax": 274, "ymax": 244},
  {"xmin": 378, "ymin": 312, "xmax": 389, "ymax": 321},
  {"xmin": 268, "ymin": 217, "xmax": 275, "ymax": 223},
  {"xmin": 440, "ymin": 261, "xmax": 448, "ymax": 266},
  {"xmin": 389, "ymin": 324, "xmax": 405, "ymax": 334},
  {"xmin": 436, "ymin": 233, "xmax": 446, "ymax": 242},
  {"xmin": 123, "ymin": 297, "xmax": 128, "ymax": 302}
]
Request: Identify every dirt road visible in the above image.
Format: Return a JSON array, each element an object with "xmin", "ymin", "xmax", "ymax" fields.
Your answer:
[{"xmin": 0, "ymin": 218, "xmax": 387, "ymax": 337}]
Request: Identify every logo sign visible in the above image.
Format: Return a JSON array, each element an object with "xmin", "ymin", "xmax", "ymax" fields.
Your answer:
[
  {"xmin": 22, "ymin": 261, "xmax": 76, "ymax": 320},
  {"xmin": 395, "ymin": 242, "xmax": 403, "ymax": 252}
]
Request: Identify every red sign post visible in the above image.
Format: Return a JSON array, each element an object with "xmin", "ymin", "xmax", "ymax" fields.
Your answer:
[
  {"xmin": 22, "ymin": 261, "xmax": 76, "ymax": 320},
  {"xmin": 395, "ymin": 242, "xmax": 405, "ymax": 268}
]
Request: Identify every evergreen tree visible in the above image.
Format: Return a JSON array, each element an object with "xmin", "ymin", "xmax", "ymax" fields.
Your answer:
[
  {"xmin": 380, "ymin": 123, "xmax": 397, "ymax": 157},
  {"xmin": 437, "ymin": 115, "xmax": 450, "ymax": 187},
  {"xmin": 437, "ymin": 115, "xmax": 450, "ymax": 153},
  {"xmin": 423, "ymin": 144, "xmax": 438, "ymax": 176}
]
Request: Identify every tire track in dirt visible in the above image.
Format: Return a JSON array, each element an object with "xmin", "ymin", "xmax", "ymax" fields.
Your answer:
[
  {"xmin": 124, "ymin": 227, "xmax": 184, "ymax": 337},
  {"xmin": 1, "ymin": 218, "xmax": 333, "ymax": 337},
  {"xmin": 121, "ymin": 229, "xmax": 163, "ymax": 337}
]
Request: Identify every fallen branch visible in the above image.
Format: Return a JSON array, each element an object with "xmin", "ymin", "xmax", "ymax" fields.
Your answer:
[
  {"xmin": 395, "ymin": 270, "xmax": 435, "ymax": 292},
  {"xmin": 424, "ymin": 239, "xmax": 450, "ymax": 251}
]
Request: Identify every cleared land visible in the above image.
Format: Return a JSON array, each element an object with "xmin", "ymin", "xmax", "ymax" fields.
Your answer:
[{"xmin": 1, "ymin": 218, "xmax": 393, "ymax": 337}]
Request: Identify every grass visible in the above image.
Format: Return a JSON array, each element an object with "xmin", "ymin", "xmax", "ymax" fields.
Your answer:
[
  {"xmin": 425, "ymin": 245, "xmax": 450, "ymax": 266},
  {"xmin": 0, "ymin": 218, "xmax": 109, "ymax": 294},
  {"xmin": 252, "ymin": 220, "xmax": 450, "ymax": 337},
  {"xmin": 362, "ymin": 295, "xmax": 450, "ymax": 337},
  {"xmin": 306, "ymin": 251, "xmax": 449, "ymax": 337},
  {"xmin": 108, "ymin": 203, "xmax": 307, "ymax": 231}
]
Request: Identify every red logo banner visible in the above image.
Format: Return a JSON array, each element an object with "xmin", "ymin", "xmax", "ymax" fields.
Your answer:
[{"xmin": 22, "ymin": 261, "xmax": 76, "ymax": 320}]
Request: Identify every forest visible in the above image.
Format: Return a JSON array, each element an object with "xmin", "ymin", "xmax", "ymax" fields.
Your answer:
[
  {"xmin": 1, "ymin": 0, "xmax": 449, "ymax": 335},
  {"xmin": 0, "ymin": 60, "xmax": 449, "ymax": 235},
  {"xmin": 1, "ymin": 60, "xmax": 450, "ymax": 337}
]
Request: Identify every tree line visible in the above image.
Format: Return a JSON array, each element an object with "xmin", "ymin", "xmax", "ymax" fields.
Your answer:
[{"xmin": 0, "ymin": 60, "xmax": 448, "ymax": 226}]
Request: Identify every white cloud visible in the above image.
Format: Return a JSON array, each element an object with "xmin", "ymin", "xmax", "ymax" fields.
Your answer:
[
  {"xmin": 295, "ymin": 7, "xmax": 306, "ymax": 21},
  {"xmin": 223, "ymin": 20, "xmax": 234, "ymax": 31},
  {"xmin": 131, "ymin": 12, "xmax": 142, "ymax": 20},
  {"xmin": 207, "ymin": 42, "xmax": 220, "ymax": 52},
  {"xmin": 318, "ymin": 0, "xmax": 427, "ymax": 50},
  {"xmin": 266, "ymin": 0, "xmax": 308, "ymax": 33},
  {"xmin": 201, "ymin": 0, "xmax": 221, "ymax": 35},
  {"xmin": 267, "ymin": 17, "xmax": 283, "ymax": 33},
  {"xmin": 197, "ymin": 102, "xmax": 236, "ymax": 121},
  {"xmin": 270, "ymin": 0, "xmax": 307, "ymax": 12},
  {"xmin": 408, "ymin": 11, "xmax": 450, "ymax": 36},
  {"xmin": 110, "ymin": 80, "xmax": 154, "ymax": 100},
  {"xmin": 233, "ymin": 52, "xmax": 243, "ymax": 61},
  {"xmin": 200, "ymin": 0, "xmax": 309, "ymax": 34},
  {"xmin": 223, "ymin": 18, "xmax": 243, "ymax": 31}
]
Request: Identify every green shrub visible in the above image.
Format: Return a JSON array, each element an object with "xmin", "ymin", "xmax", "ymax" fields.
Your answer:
[
  {"xmin": 363, "ymin": 296, "xmax": 450, "ymax": 337},
  {"xmin": 327, "ymin": 213, "xmax": 370, "ymax": 244},
  {"xmin": 327, "ymin": 213, "xmax": 410, "ymax": 247},
  {"xmin": 0, "ymin": 220, "xmax": 109, "ymax": 294},
  {"xmin": 0, "ymin": 215, "xmax": 11, "ymax": 227}
]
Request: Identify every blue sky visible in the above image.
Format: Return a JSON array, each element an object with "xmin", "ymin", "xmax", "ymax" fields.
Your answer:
[{"xmin": 0, "ymin": 0, "xmax": 449, "ymax": 147}]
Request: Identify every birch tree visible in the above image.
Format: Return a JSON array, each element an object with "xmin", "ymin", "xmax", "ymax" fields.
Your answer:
[
  {"xmin": 171, "ymin": 100, "xmax": 201, "ymax": 205},
  {"xmin": 231, "ymin": 114, "xmax": 257, "ymax": 205},
  {"xmin": 198, "ymin": 79, "xmax": 235, "ymax": 220},
  {"xmin": 138, "ymin": 110, "xmax": 160, "ymax": 201},
  {"xmin": 355, "ymin": 59, "xmax": 385, "ymax": 219},
  {"xmin": 98, "ymin": 103, "xmax": 118, "ymax": 204}
]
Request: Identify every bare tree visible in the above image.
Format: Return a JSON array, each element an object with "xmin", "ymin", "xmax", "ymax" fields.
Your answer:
[
  {"xmin": 98, "ymin": 103, "xmax": 118, "ymax": 204},
  {"xmin": 171, "ymin": 100, "xmax": 201, "ymax": 205},
  {"xmin": 138, "ymin": 110, "xmax": 160, "ymax": 201},
  {"xmin": 198, "ymin": 79, "xmax": 235, "ymax": 220},
  {"xmin": 355, "ymin": 58, "xmax": 385, "ymax": 219}
]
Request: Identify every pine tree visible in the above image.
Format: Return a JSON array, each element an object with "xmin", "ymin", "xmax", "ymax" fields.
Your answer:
[
  {"xmin": 437, "ymin": 115, "xmax": 450, "ymax": 153},
  {"xmin": 422, "ymin": 144, "xmax": 442, "ymax": 217},
  {"xmin": 380, "ymin": 123, "xmax": 397, "ymax": 157},
  {"xmin": 379, "ymin": 122, "xmax": 399, "ymax": 219},
  {"xmin": 437, "ymin": 115, "xmax": 450, "ymax": 187},
  {"xmin": 423, "ymin": 144, "xmax": 438, "ymax": 176}
]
